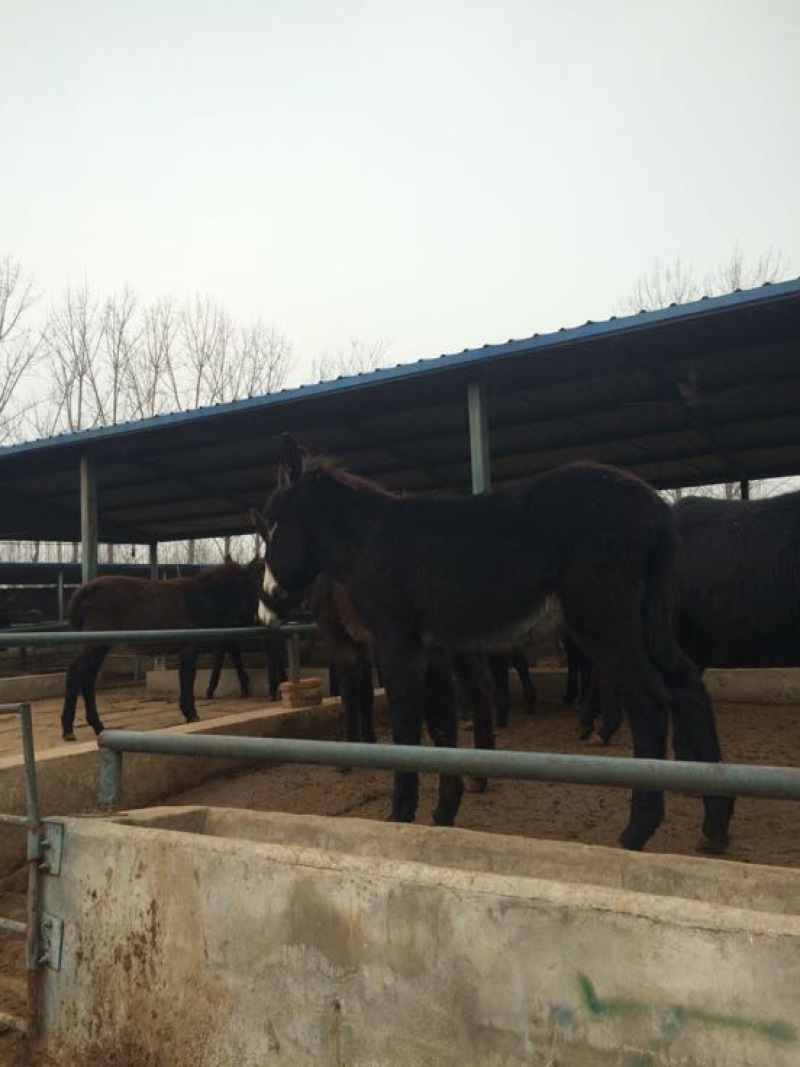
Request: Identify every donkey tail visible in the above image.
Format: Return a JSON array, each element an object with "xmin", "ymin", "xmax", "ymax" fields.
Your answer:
[{"xmin": 66, "ymin": 584, "xmax": 94, "ymax": 630}]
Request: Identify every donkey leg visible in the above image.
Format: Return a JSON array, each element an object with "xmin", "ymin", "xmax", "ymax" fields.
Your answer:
[
  {"xmin": 424, "ymin": 654, "xmax": 463, "ymax": 826},
  {"xmin": 61, "ymin": 661, "xmax": 81, "ymax": 742},
  {"xmin": 206, "ymin": 645, "xmax": 224, "ymax": 699},
  {"xmin": 378, "ymin": 637, "xmax": 427, "ymax": 823},
  {"xmin": 333, "ymin": 660, "xmax": 365, "ymax": 774},
  {"xmin": 228, "ymin": 643, "xmax": 250, "ymax": 698},
  {"xmin": 358, "ymin": 659, "xmax": 376, "ymax": 743},
  {"xmin": 339, "ymin": 662, "xmax": 363, "ymax": 744},
  {"xmin": 563, "ymin": 586, "xmax": 670, "ymax": 850},
  {"xmin": 597, "ymin": 678, "xmax": 625, "ymax": 745},
  {"xmin": 666, "ymin": 651, "xmax": 734, "ymax": 853},
  {"xmin": 489, "ymin": 655, "xmax": 511, "ymax": 728},
  {"xmin": 178, "ymin": 647, "xmax": 201, "ymax": 723},
  {"xmin": 454, "ymin": 652, "xmax": 495, "ymax": 793},
  {"xmin": 266, "ymin": 638, "xmax": 287, "ymax": 701},
  {"xmin": 584, "ymin": 671, "xmax": 624, "ymax": 746},
  {"xmin": 61, "ymin": 649, "xmax": 94, "ymax": 741},
  {"xmin": 77, "ymin": 646, "xmax": 111, "ymax": 738},
  {"xmin": 513, "ymin": 651, "xmax": 537, "ymax": 715},
  {"xmin": 562, "ymin": 633, "xmax": 583, "ymax": 705},
  {"xmin": 614, "ymin": 663, "xmax": 671, "ymax": 850}
]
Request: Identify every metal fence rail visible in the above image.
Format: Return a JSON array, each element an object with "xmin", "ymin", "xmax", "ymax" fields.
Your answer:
[
  {"xmin": 0, "ymin": 703, "xmax": 42, "ymax": 1039},
  {"xmin": 0, "ymin": 623, "xmax": 318, "ymax": 648},
  {"xmin": 96, "ymin": 729, "xmax": 800, "ymax": 809}
]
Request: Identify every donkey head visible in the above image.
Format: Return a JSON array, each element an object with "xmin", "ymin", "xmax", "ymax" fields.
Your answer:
[{"xmin": 250, "ymin": 434, "xmax": 322, "ymax": 624}]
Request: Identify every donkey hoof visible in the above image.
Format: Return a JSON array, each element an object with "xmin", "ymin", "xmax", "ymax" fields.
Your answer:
[
  {"xmin": 432, "ymin": 808, "xmax": 456, "ymax": 827},
  {"xmin": 695, "ymin": 835, "xmax": 730, "ymax": 856},
  {"xmin": 205, "ymin": 690, "xmax": 214, "ymax": 700},
  {"xmin": 62, "ymin": 732, "xmax": 76, "ymax": 743},
  {"xmin": 586, "ymin": 731, "xmax": 608, "ymax": 747},
  {"xmin": 465, "ymin": 776, "xmax": 488, "ymax": 793},
  {"xmin": 386, "ymin": 810, "xmax": 414, "ymax": 824},
  {"xmin": 186, "ymin": 713, "xmax": 201, "ymax": 724},
  {"xmin": 617, "ymin": 827, "xmax": 647, "ymax": 852}
]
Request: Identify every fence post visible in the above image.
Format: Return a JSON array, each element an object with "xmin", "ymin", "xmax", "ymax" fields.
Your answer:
[{"xmin": 98, "ymin": 749, "xmax": 123, "ymax": 810}]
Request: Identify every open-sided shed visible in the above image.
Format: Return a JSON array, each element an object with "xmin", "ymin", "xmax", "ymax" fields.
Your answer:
[{"xmin": 1, "ymin": 278, "xmax": 799, "ymax": 565}]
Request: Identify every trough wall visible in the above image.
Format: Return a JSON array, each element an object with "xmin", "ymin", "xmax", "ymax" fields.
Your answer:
[
  {"xmin": 0, "ymin": 655, "xmax": 141, "ymax": 701},
  {"xmin": 38, "ymin": 805, "xmax": 800, "ymax": 1067},
  {"xmin": 0, "ymin": 699, "xmax": 358, "ymax": 876},
  {"xmin": 3, "ymin": 663, "xmax": 800, "ymax": 707},
  {"xmin": 147, "ymin": 665, "xmax": 800, "ymax": 706},
  {"xmin": 1, "ymin": 661, "xmax": 797, "ymax": 874}
]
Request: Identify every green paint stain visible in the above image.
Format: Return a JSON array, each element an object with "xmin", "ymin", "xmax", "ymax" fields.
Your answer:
[
  {"xmin": 578, "ymin": 974, "xmax": 607, "ymax": 1016},
  {"xmin": 578, "ymin": 973, "xmax": 797, "ymax": 1057}
]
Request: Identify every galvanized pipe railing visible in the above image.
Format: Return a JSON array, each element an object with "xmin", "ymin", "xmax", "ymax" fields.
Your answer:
[
  {"xmin": 0, "ymin": 623, "xmax": 319, "ymax": 684},
  {"xmin": 96, "ymin": 730, "xmax": 800, "ymax": 809},
  {"xmin": 0, "ymin": 623, "xmax": 318, "ymax": 648},
  {"xmin": 0, "ymin": 703, "xmax": 42, "ymax": 1040}
]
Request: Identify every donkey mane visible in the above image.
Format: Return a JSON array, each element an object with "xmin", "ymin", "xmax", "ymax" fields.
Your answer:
[{"xmin": 300, "ymin": 454, "xmax": 394, "ymax": 499}]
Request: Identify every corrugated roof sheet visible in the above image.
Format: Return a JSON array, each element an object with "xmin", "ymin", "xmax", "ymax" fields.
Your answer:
[{"xmin": 1, "ymin": 277, "xmax": 799, "ymax": 543}]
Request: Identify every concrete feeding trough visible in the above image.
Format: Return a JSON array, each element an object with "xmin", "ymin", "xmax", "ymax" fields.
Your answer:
[{"xmin": 36, "ymin": 805, "xmax": 800, "ymax": 1066}]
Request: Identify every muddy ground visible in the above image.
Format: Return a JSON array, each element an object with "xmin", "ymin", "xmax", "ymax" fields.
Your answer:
[{"xmin": 0, "ymin": 685, "xmax": 798, "ymax": 1065}]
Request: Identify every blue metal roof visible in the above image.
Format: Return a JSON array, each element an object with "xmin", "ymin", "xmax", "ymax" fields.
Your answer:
[{"xmin": 1, "ymin": 277, "xmax": 800, "ymax": 543}]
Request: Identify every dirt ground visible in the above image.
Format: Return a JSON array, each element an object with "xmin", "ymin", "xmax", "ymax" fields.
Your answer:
[{"xmin": 0, "ymin": 683, "xmax": 798, "ymax": 1065}]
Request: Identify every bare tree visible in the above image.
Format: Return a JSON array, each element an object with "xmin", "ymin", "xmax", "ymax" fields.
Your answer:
[
  {"xmin": 621, "ymin": 255, "xmax": 699, "ymax": 314},
  {"xmin": 98, "ymin": 286, "xmax": 140, "ymax": 426},
  {"xmin": 125, "ymin": 297, "xmax": 180, "ymax": 419},
  {"xmin": 8, "ymin": 273, "xmax": 295, "ymax": 565},
  {"xmin": 231, "ymin": 319, "xmax": 291, "ymax": 398},
  {"xmin": 176, "ymin": 294, "xmax": 234, "ymax": 409},
  {"xmin": 0, "ymin": 254, "xmax": 41, "ymax": 443},
  {"xmin": 311, "ymin": 337, "xmax": 391, "ymax": 382},
  {"xmin": 623, "ymin": 246, "xmax": 793, "ymax": 501},
  {"xmin": 41, "ymin": 280, "xmax": 105, "ymax": 432},
  {"xmin": 622, "ymin": 245, "xmax": 792, "ymax": 314},
  {"xmin": 703, "ymin": 243, "xmax": 791, "ymax": 297}
]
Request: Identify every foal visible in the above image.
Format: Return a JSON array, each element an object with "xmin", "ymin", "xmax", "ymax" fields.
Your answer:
[
  {"xmin": 253, "ymin": 434, "xmax": 733, "ymax": 852},
  {"xmin": 61, "ymin": 560, "xmax": 261, "ymax": 740}
]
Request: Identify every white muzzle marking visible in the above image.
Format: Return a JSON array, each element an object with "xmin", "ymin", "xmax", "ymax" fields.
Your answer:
[{"xmin": 258, "ymin": 561, "xmax": 281, "ymax": 625}]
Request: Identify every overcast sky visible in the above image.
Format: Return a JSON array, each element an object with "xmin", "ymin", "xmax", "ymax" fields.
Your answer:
[{"xmin": 2, "ymin": 1, "xmax": 798, "ymax": 385}]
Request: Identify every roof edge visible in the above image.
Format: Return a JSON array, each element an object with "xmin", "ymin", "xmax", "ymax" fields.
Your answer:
[{"xmin": 3, "ymin": 276, "xmax": 799, "ymax": 460}]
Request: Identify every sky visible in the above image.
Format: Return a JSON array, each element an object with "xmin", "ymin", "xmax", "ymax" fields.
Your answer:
[{"xmin": 2, "ymin": 0, "xmax": 799, "ymax": 385}]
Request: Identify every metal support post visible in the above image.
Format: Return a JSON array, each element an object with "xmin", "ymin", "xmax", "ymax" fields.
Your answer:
[
  {"xmin": 57, "ymin": 568, "xmax": 65, "ymax": 621},
  {"xmin": 80, "ymin": 455, "xmax": 98, "ymax": 584},
  {"xmin": 467, "ymin": 382, "xmax": 491, "ymax": 494},
  {"xmin": 287, "ymin": 634, "xmax": 301, "ymax": 683}
]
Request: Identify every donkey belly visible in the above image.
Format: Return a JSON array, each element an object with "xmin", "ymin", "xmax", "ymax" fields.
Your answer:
[{"xmin": 424, "ymin": 594, "xmax": 564, "ymax": 653}]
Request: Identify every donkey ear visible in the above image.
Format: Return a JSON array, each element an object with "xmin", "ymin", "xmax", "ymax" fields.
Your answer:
[
  {"xmin": 278, "ymin": 433, "xmax": 307, "ymax": 487},
  {"xmin": 249, "ymin": 508, "xmax": 270, "ymax": 539}
]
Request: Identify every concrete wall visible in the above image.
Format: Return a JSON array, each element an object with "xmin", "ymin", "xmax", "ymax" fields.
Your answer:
[
  {"xmin": 0, "ymin": 655, "xmax": 141, "ymax": 702},
  {"xmin": 0, "ymin": 700, "xmax": 354, "ymax": 877},
  {"xmin": 38, "ymin": 806, "xmax": 800, "ymax": 1067},
  {"xmin": 146, "ymin": 665, "xmax": 332, "ymax": 700},
  {"xmin": 148, "ymin": 664, "xmax": 800, "ymax": 706}
]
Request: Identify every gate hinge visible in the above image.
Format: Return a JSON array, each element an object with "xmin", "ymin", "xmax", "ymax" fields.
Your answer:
[
  {"xmin": 39, "ymin": 821, "xmax": 64, "ymax": 876},
  {"xmin": 38, "ymin": 912, "xmax": 63, "ymax": 971}
]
